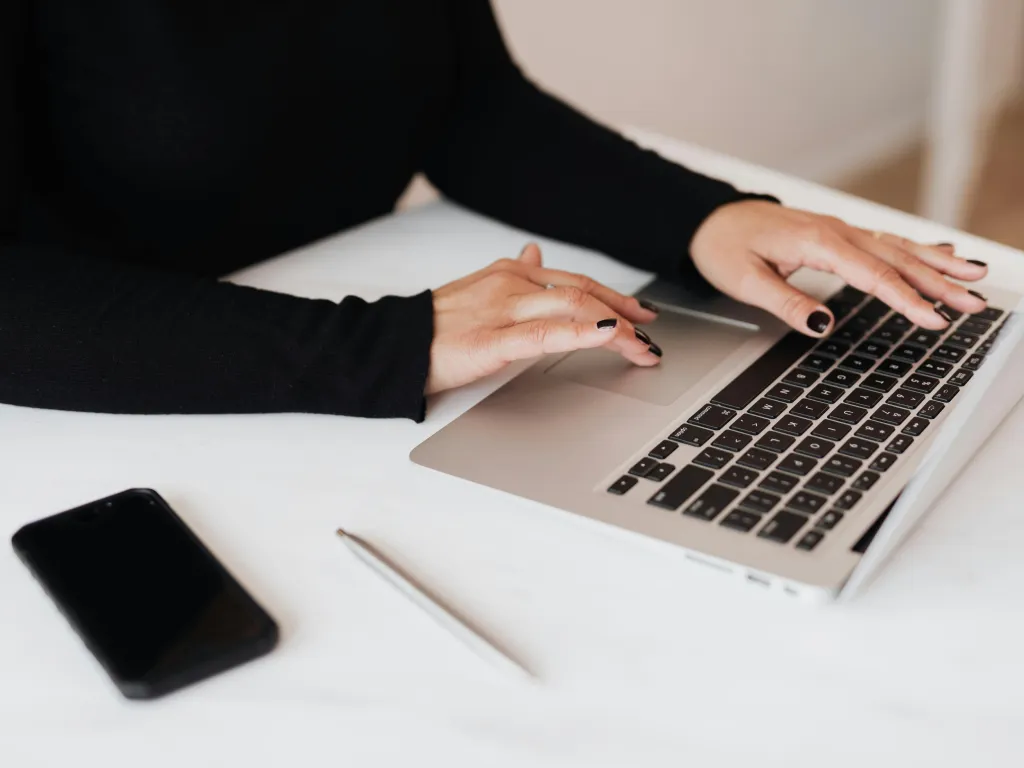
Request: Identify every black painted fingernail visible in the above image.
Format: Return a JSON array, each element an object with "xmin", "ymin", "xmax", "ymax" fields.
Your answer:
[
  {"xmin": 967, "ymin": 259, "xmax": 987, "ymax": 267},
  {"xmin": 634, "ymin": 328, "xmax": 652, "ymax": 344},
  {"xmin": 807, "ymin": 310, "xmax": 832, "ymax": 334},
  {"xmin": 648, "ymin": 342, "xmax": 663, "ymax": 358},
  {"xmin": 597, "ymin": 318, "xmax": 617, "ymax": 330},
  {"xmin": 968, "ymin": 289, "xmax": 987, "ymax": 301},
  {"xmin": 934, "ymin": 306, "xmax": 953, "ymax": 323},
  {"xmin": 638, "ymin": 299, "xmax": 660, "ymax": 314}
]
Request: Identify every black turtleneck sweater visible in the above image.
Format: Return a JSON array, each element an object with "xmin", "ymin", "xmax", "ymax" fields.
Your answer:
[{"xmin": 0, "ymin": 0, "xmax": 767, "ymax": 420}]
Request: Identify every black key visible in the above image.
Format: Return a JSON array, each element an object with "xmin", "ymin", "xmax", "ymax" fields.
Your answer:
[
  {"xmin": 777, "ymin": 454, "xmax": 818, "ymax": 477},
  {"xmin": 835, "ymin": 285, "xmax": 868, "ymax": 304},
  {"xmin": 794, "ymin": 436, "xmax": 835, "ymax": 459},
  {"xmin": 934, "ymin": 384, "xmax": 959, "ymax": 403},
  {"xmin": 886, "ymin": 388, "xmax": 924, "ymax": 408},
  {"xmin": 846, "ymin": 315, "xmax": 877, "ymax": 333},
  {"xmin": 855, "ymin": 420, "xmax": 894, "ymax": 442},
  {"xmin": 807, "ymin": 384, "xmax": 843, "ymax": 404},
  {"xmin": 817, "ymin": 510, "xmax": 844, "ymax": 531},
  {"xmin": 739, "ymin": 489, "xmax": 781, "ymax": 515},
  {"xmin": 758, "ymin": 510, "xmax": 809, "ymax": 543},
  {"xmin": 978, "ymin": 339, "xmax": 994, "ymax": 355},
  {"xmin": 789, "ymin": 491, "xmax": 827, "ymax": 515},
  {"xmin": 720, "ymin": 465, "xmax": 760, "ymax": 489},
  {"xmin": 826, "ymin": 300, "xmax": 858, "ymax": 321},
  {"xmin": 816, "ymin": 340, "xmax": 851, "ymax": 358},
  {"xmin": 608, "ymin": 476, "xmax": 638, "ymax": 495},
  {"xmin": 838, "ymin": 354, "xmax": 874, "ymax": 374},
  {"xmin": 949, "ymin": 369, "xmax": 974, "ymax": 386},
  {"xmin": 833, "ymin": 326, "xmax": 866, "ymax": 344},
  {"xmin": 805, "ymin": 471, "xmax": 843, "ymax": 495},
  {"xmin": 902, "ymin": 417, "xmax": 930, "ymax": 437},
  {"xmin": 937, "ymin": 304, "xmax": 963, "ymax": 321},
  {"xmin": 959, "ymin": 318, "xmax": 992, "ymax": 335},
  {"xmin": 862, "ymin": 373, "xmax": 899, "ymax": 393},
  {"xmin": 720, "ymin": 509, "xmax": 762, "ymax": 533},
  {"xmin": 973, "ymin": 307, "xmax": 1004, "ymax": 322},
  {"xmin": 755, "ymin": 431, "xmax": 796, "ymax": 453},
  {"xmin": 886, "ymin": 314, "xmax": 913, "ymax": 331},
  {"xmin": 648, "ymin": 440, "xmax": 679, "ymax": 460},
  {"xmin": 712, "ymin": 430, "xmax": 752, "ymax": 452},
  {"xmin": 872, "ymin": 404, "xmax": 910, "ymax": 426},
  {"xmin": 711, "ymin": 331, "xmax": 816, "ymax": 409},
  {"xmin": 800, "ymin": 354, "xmax": 835, "ymax": 372},
  {"xmin": 822, "ymin": 454, "xmax": 862, "ymax": 478},
  {"xmin": 693, "ymin": 447, "xmax": 733, "ymax": 470},
  {"xmin": 765, "ymin": 383, "xmax": 802, "ymax": 403},
  {"xmin": 932, "ymin": 345, "xmax": 965, "ymax": 363},
  {"xmin": 869, "ymin": 452, "xmax": 898, "ymax": 472},
  {"xmin": 683, "ymin": 484, "xmax": 740, "ymax": 521},
  {"xmin": 669, "ymin": 423, "xmax": 715, "ymax": 447},
  {"xmin": 829, "ymin": 403, "xmax": 867, "ymax": 424},
  {"xmin": 946, "ymin": 332, "xmax": 978, "ymax": 349},
  {"xmin": 903, "ymin": 373, "xmax": 939, "ymax": 394},
  {"xmin": 811, "ymin": 420, "xmax": 851, "ymax": 441},
  {"xmin": 834, "ymin": 490, "xmax": 862, "ymax": 511},
  {"xmin": 877, "ymin": 358, "xmax": 912, "ymax": 377},
  {"xmin": 870, "ymin": 325, "xmax": 904, "ymax": 344},
  {"xmin": 790, "ymin": 399, "xmax": 829, "ymax": 419},
  {"xmin": 825, "ymin": 369, "xmax": 862, "ymax": 388},
  {"xmin": 845, "ymin": 388, "xmax": 882, "ymax": 408},
  {"xmin": 732, "ymin": 413, "xmax": 771, "ymax": 435},
  {"xmin": 859, "ymin": 298, "xmax": 889, "ymax": 320},
  {"xmin": 647, "ymin": 463, "xmax": 675, "ymax": 482},
  {"xmin": 629, "ymin": 457, "xmax": 658, "ymax": 477},
  {"xmin": 886, "ymin": 434, "xmax": 914, "ymax": 454},
  {"xmin": 775, "ymin": 415, "xmax": 813, "ymax": 436},
  {"xmin": 749, "ymin": 397, "xmax": 787, "ymax": 419},
  {"xmin": 839, "ymin": 438, "xmax": 878, "ymax": 460},
  {"xmin": 782, "ymin": 368, "xmax": 820, "ymax": 388},
  {"xmin": 737, "ymin": 448, "xmax": 777, "ymax": 472},
  {"xmin": 918, "ymin": 400, "xmax": 945, "ymax": 420},
  {"xmin": 852, "ymin": 471, "xmax": 880, "ymax": 491},
  {"xmin": 647, "ymin": 465, "xmax": 714, "ymax": 510},
  {"xmin": 689, "ymin": 404, "xmax": 737, "ymax": 430},
  {"xmin": 905, "ymin": 329, "xmax": 941, "ymax": 348},
  {"xmin": 760, "ymin": 471, "xmax": 799, "ymax": 495},
  {"xmin": 796, "ymin": 530, "xmax": 825, "ymax": 551},
  {"xmin": 963, "ymin": 354, "xmax": 984, "ymax": 371},
  {"xmin": 891, "ymin": 344, "xmax": 926, "ymax": 363},
  {"xmin": 856, "ymin": 340, "xmax": 891, "ymax": 359},
  {"xmin": 918, "ymin": 358, "xmax": 953, "ymax": 378}
]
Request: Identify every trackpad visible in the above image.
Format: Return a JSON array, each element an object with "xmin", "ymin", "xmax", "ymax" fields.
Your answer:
[{"xmin": 545, "ymin": 311, "xmax": 757, "ymax": 405}]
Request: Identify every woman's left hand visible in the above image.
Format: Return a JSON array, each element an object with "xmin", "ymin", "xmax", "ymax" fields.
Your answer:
[{"xmin": 689, "ymin": 200, "xmax": 989, "ymax": 337}]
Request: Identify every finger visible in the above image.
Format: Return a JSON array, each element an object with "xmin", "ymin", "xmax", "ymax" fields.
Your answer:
[
  {"xmin": 494, "ymin": 318, "xmax": 659, "ymax": 365},
  {"xmin": 856, "ymin": 230, "xmax": 988, "ymax": 283},
  {"xmin": 522, "ymin": 266, "xmax": 658, "ymax": 324},
  {"xmin": 517, "ymin": 242, "xmax": 544, "ymax": 268},
  {"xmin": 732, "ymin": 259, "xmax": 835, "ymax": 337}
]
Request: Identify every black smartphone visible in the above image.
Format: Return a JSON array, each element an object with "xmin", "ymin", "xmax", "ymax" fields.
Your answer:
[{"xmin": 11, "ymin": 488, "xmax": 278, "ymax": 699}]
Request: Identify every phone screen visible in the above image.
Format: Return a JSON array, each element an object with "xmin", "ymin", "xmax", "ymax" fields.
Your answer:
[{"xmin": 12, "ymin": 489, "xmax": 277, "ymax": 698}]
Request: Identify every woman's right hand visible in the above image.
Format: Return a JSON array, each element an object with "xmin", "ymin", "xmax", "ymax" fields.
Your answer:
[{"xmin": 426, "ymin": 243, "xmax": 661, "ymax": 395}]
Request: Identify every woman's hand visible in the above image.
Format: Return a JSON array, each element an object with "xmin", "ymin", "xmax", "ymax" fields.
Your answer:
[
  {"xmin": 690, "ymin": 200, "xmax": 989, "ymax": 336},
  {"xmin": 426, "ymin": 244, "xmax": 661, "ymax": 395}
]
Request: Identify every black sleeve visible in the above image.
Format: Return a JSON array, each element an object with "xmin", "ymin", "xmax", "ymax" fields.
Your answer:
[
  {"xmin": 423, "ymin": 0, "xmax": 777, "ymax": 288},
  {"xmin": 0, "ymin": 6, "xmax": 432, "ymax": 419}
]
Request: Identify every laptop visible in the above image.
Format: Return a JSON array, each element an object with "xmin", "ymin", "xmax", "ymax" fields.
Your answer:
[{"xmin": 411, "ymin": 267, "xmax": 1024, "ymax": 602}]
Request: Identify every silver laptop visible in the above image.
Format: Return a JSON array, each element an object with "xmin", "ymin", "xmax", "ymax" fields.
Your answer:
[{"xmin": 412, "ymin": 268, "xmax": 1024, "ymax": 602}]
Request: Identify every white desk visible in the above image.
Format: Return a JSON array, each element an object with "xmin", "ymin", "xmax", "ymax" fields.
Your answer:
[{"xmin": 4, "ymin": 135, "xmax": 1024, "ymax": 768}]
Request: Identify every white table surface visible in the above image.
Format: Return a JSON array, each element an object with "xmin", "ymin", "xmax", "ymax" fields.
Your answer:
[{"xmin": 4, "ymin": 134, "xmax": 1024, "ymax": 768}]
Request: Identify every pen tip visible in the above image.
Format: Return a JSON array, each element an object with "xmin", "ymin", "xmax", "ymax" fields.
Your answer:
[{"xmin": 335, "ymin": 528, "xmax": 348, "ymax": 538}]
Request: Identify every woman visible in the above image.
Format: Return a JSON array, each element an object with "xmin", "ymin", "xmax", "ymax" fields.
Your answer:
[{"xmin": 0, "ymin": 1, "xmax": 987, "ymax": 420}]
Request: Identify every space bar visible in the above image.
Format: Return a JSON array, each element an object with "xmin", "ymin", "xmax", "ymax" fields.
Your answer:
[{"xmin": 710, "ymin": 332, "xmax": 817, "ymax": 410}]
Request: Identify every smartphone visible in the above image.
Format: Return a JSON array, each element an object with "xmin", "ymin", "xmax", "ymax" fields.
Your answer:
[{"xmin": 11, "ymin": 488, "xmax": 278, "ymax": 699}]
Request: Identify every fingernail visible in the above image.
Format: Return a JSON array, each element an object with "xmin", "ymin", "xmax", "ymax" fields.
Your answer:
[
  {"xmin": 648, "ymin": 342, "xmax": 663, "ymax": 358},
  {"xmin": 807, "ymin": 310, "xmax": 832, "ymax": 334},
  {"xmin": 638, "ymin": 299, "xmax": 660, "ymax": 314},
  {"xmin": 597, "ymin": 318, "xmax": 617, "ymax": 330},
  {"xmin": 934, "ymin": 306, "xmax": 953, "ymax": 323},
  {"xmin": 967, "ymin": 259, "xmax": 987, "ymax": 267},
  {"xmin": 932, "ymin": 242, "xmax": 955, "ymax": 251},
  {"xmin": 968, "ymin": 289, "xmax": 987, "ymax": 301},
  {"xmin": 634, "ymin": 328, "xmax": 652, "ymax": 344}
]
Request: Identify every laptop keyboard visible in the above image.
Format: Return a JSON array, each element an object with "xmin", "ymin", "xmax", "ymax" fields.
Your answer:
[{"xmin": 607, "ymin": 286, "xmax": 1006, "ymax": 551}]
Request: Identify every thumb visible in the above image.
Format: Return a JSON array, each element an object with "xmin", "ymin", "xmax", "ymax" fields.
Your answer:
[
  {"xmin": 740, "ymin": 263, "xmax": 834, "ymax": 337},
  {"xmin": 517, "ymin": 242, "xmax": 543, "ymax": 268}
]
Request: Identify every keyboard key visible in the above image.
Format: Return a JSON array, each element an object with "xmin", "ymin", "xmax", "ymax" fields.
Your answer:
[
  {"xmin": 693, "ymin": 447, "xmax": 733, "ymax": 470},
  {"xmin": 852, "ymin": 471, "xmax": 880, "ymax": 491},
  {"xmin": 963, "ymin": 354, "xmax": 984, "ymax": 371},
  {"xmin": 856, "ymin": 340, "xmax": 891, "ymax": 359},
  {"xmin": 834, "ymin": 490, "xmax": 862, "ymax": 511},
  {"xmin": 946, "ymin": 332, "xmax": 978, "ymax": 349},
  {"xmin": 854, "ymin": 420, "xmax": 894, "ymax": 442},
  {"xmin": 647, "ymin": 463, "xmax": 676, "ymax": 482},
  {"xmin": 755, "ymin": 431, "xmax": 796, "ymax": 453},
  {"xmin": 918, "ymin": 400, "xmax": 945, "ymax": 420},
  {"xmin": 877, "ymin": 358, "xmax": 912, "ymax": 377},
  {"xmin": 720, "ymin": 465, "xmax": 760, "ymax": 489},
  {"xmin": 959, "ymin": 318, "xmax": 991, "ymax": 335},
  {"xmin": 711, "ymin": 331, "xmax": 817, "ymax": 409},
  {"xmin": 870, "ymin": 325, "xmax": 904, "ymax": 344},
  {"xmin": 789, "ymin": 491, "xmax": 827, "ymax": 515},
  {"xmin": 903, "ymin": 373, "xmax": 939, "ymax": 394},
  {"xmin": 712, "ymin": 430, "xmax": 753, "ymax": 452},
  {"xmin": 647, "ymin": 465, "xmax": 714, "ymax": 510},
  {"xmin": 737, "ymin": 448, "xmax": 778, "ymax": 471},
  {"xmin": 869, "ymin": 452, "xmax": 898, "ymax": 472},
  {"xmin": 918, "ymin": 358, "xmax": 953, "ymax": 378},
  {"xmin": 629, "ymin": 457, "xmax": 658, "ymax": 477},
  {"xmin": 905, "ymin": 329, "xmax": 941, "ymax": 348},
  {"xmin": 720, "ymin": 509, "xmax": 762, "ymax": 533},
  {"xmin": 800, "ymin": 354, "xmax": 835, "ymax": 372},
  {"xmin": 758, "ymin": 510, "xmax": 809, "ymax": 543},
  {"xmin": 829, "ymin": 403, "xmax": 868, "ymax": 424},
  {"xmin": 689, "ymin": 404, "xmax": 737, "ymax": 430},
  {"xmin": 937, "ymin": 304, "xmax": 963, "ymax": 321},
  {"xmin": 872, "ymin": 404, "xmax": 910, "ymax": 426},
  {"xmin": 683, "ymin": 484, "xmax": 739, "ymax": 521},
  {"xmin": 749, "ymin": 398, "xmax": 788, "ymax": 419},
  {"xmin": 608, "ymin": 476, "xmax": 638, "ymax": 495},
  {"xmin": 669, "ymin": 423, "xmax": 714, "ymax": 446},
  {"xmin": 835, "ymin": 285, "xmax": 868, "ymax": 303},
  {"xmin": 775, "ymin": 415, "xmax": 813, "ymax": 436},
  {"xmin": 811, "ymin": 420, "xmax": 851, "ymax": 441},
  {"xmin": 886, "ymin": 314, "xmax": 913, "ymax": 331},
  {"xmin": 862, "ymin": 373, "xmax": 899, "ymax": 392},
  {"xmin": 805, "ymin": 471, "xmax": 843, "ymax": 495},
  {"xmin": 649, "ymin": 440, "xmax": 679, "ymax": 460},
  {"xmin": 839, "ymin": 438, "xmax": 878, "ymax": 460},
  {"xmin": 760, "ymin": 471, "xmax": 799, "ymax": 495},
  {"xmin": 902, "ymin": 417, "xmax": 930, "ymax": 436},
  {"xmin": 765, "ymin": 383, "xmax": 802, "ymax": 403},
  {"xmin": 886, "ymin": 434, "xmax": 914, "ymax": 454},
  {"xmin": 740, "ymin": 489, "xmax": 781, "ymax": 514},
  {"xmin": 778, "ymin": 454, "xmax": 818, "ymax": 476},
  {"xmin": 824, "ymin": 369, "xmax": 861, "ymax": 388},
  {"xmin": 817, "ymin": 510, "xmax": 844, "ymax": 531},
  {"xmin": 790, "ymin": 399, "xmax": 830, "ymax": 419},
  {"xmin": 891, "ymin": 344, "xmax": 926, "ymax": 363},
  {"xmin": 808, "ymin": 384, "xmax": 843, "ymax": 404},
  {"xmin": 932, "ymin": 345, "xmax": 965, "ymax": 363},
  {"xmin": 934, "ymin": 384, "xmax": 959, "ymax": 403},
  {"xmin": 845, "ymin": 388, "xmax": 882, "ymax": 408},
  {"xmin": 886, "ymin": 388, "xmax": 924, "ymax": 408},
  {"xmin": 860, "ymin": 298, "xmax": 889, "ymax": 320},
  {"xmin": 732, "ymin": 413, "xmax": 771, "ymax": 435},
  {"xmin": 978, "ymin": 339, "xmax": 994, "ymax": 354},
  {"xmin": 816, "ymin": 340, "xmax": 851, "ymax": 358},
  {"xmin": 973, "ymin": 307, "xmax": 1004, "ymax": 322},
  {"xmin": 838, "ymin": 354, "xmax": 874, "ymax": 373},
  {"xmin": 794, "ymin": 436, "xmax": 835, "ymax": 459},
  {"xmin": 833, "ymin": 326, "xmax": 866, "ymax": 344},
  {"xmin": 822, "ymin": 454, "xmax": 863, "ymax": 477},
  {"xmin": 782, "ymin": 368, "xmax": 820, "ymax": 388},
  {"xmin": 949, "ymin": 369, "xmax": 974, "ymax": 386},
  {"xmin": 796, "ymin": 530, "xmax": 825, "ymax": 551}
]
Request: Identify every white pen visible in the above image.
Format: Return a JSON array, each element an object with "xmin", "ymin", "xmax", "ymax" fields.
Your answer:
[{"xmin": 335, "ymin": 528, "xmax": 533, "ymax": 681}]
